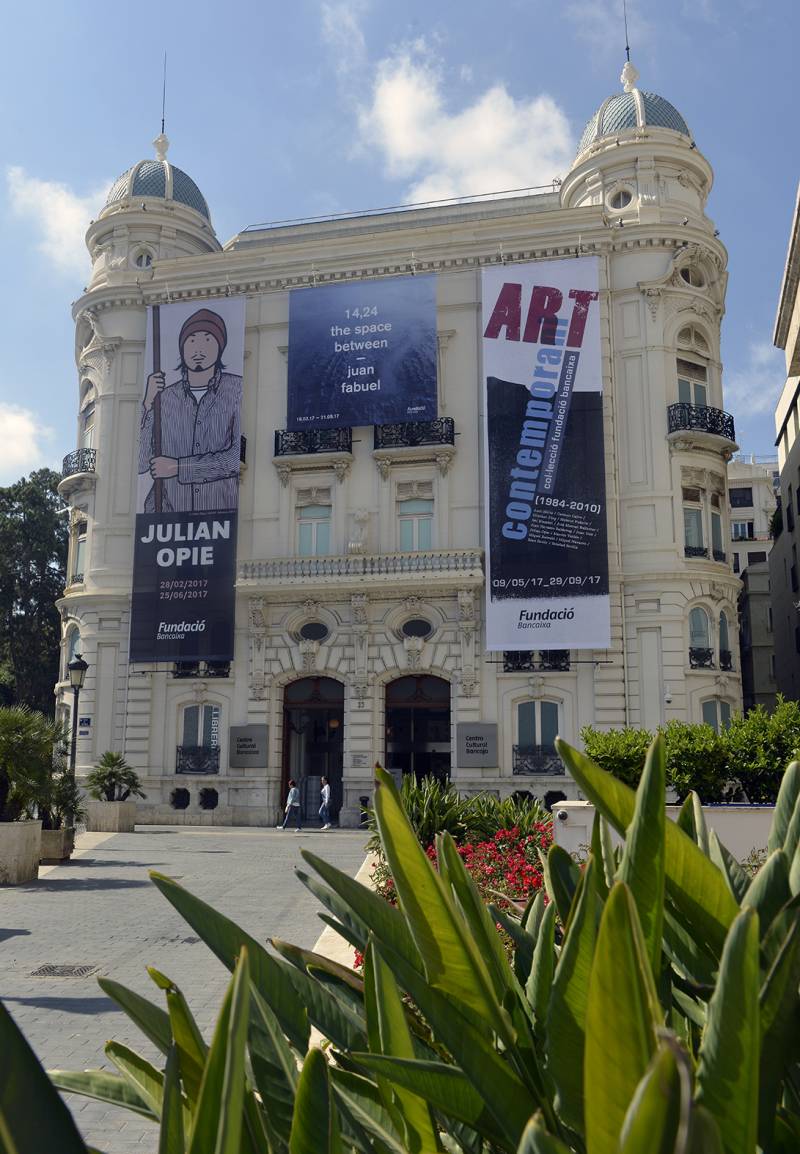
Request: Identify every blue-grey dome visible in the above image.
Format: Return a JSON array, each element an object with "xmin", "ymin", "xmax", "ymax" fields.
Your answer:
[
  {"xmin": 577, "ymin": 86, "xmax": 690, "ymax": 156},
  {"xmin": 105, "ymin": 156, "xmax": 210, "ymax": 220}
]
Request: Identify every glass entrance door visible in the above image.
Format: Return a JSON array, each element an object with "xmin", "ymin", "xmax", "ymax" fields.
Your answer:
[
  {"xmin": 282, "ymin": 677, "xmax": 344, "ymax": 821},
  {"xmin": 385, "ymin": 675, "xmax": 451, "ymax": 784}
]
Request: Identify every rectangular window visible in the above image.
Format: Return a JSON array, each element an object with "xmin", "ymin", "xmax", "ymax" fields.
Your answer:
[
  {"xmin": 770, "ymin": 654, "xmax": 776, "ymax": 679},
  {"xmin": 182, "ymin": 703, "xmax": 221, "ymax": 748},
  {"xmin": 81, "ymin": 403, "xmax": 95, "ymax": 450},
  {"xmin": 73, "ymin": 533, "xmax": 86, "ymax": 579},
  {"xmin": 398, "ymin": 498, "xmax": 433, "ymax": 552},
  {"xmin": 768, "ymin": 607, "xmax": 773, "ymax": 632},
  {"xmin": 732, "ymin": 552, "xmax": 740, "ymax": 573},
  {"xmin": 297, "ymin": 504, "xmax": 331, "ymax": 556},
  {"xmin": 677, "ymin": 360, "xmax": 707, "ymax": 407},
  {"xmin": 747, "ymin": 551, "xmax": 767, "ymax": 565},
  {"xmin": 731, "ymin": 521, "xmax": 754, "ymax": 540},
  {"xmin": 729, "ymin": 486, "xmax": 753, "ymax": 508},
  {"xmin": 711, "ymin": 512, "xmax": 723, "ymax": 554},
  {"xmin": 720, "ymin": 701, "xmax": 731, "ymax": 730},
  {"xmin": 683, "ymin": 507, "xmax": 704, "ymax": 549}
]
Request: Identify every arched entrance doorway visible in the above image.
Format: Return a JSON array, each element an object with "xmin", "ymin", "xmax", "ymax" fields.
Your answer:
[
  {"xmin": 385, "ymin": 675, "xmax": 451, "ymax": 784},
  {"xmin": 282, "ymin": 677, "xmax": 344, "ymax": 822}
]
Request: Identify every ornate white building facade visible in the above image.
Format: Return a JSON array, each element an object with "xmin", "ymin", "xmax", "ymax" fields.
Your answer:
[{"xmin": 56, "ymin": 65, "xmax": 743, "ymax": 825}]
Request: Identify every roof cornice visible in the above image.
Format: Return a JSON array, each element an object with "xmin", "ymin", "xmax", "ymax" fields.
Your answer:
[{"xmin": 774, "ymin": 182, "xmax": 800, "ymax": 350}]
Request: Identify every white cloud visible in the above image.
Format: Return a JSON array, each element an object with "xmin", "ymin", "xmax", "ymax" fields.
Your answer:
[
  {"xmin": 320, "ymin": 0, "xmax": 370, "ymax": 77},
  {"xmin": 725, "ymin": 341, "xmax": 785, "ymax": 417},
  {"xmin": 359, "ymin": 48, "xmax": 574, "ymax": 202},
  {"xmin": 6, "ymin": 166, "xmax": 108, "ymax": 280},
  {"xmin": 0, "ymin": 403, "xmax": 56, "ymax": 484}
]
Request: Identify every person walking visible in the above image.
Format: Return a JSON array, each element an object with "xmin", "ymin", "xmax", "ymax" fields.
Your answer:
[
  {"xmin": 319, "ymin": 775, "xmax": 332, "ymax": 830},
  {"xmin": 278, "ymin": 779, "xmax": 302, "ymax": 832}
]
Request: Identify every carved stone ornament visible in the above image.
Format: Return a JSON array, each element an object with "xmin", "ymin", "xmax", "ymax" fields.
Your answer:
[
  {"xmin": 435, "ymin": 452, "xmax": 453, "ymax": 477},
  {"xmin": 642, "ymin": 286, "xmax": 662, "ymax": 320},
  {"xmin": 376, "ymin": 458, "xmax": 391, "ymax": 481},
  {"xmin": 460, "ymin": 675, "xmax": 478, "ymax": 698},
  {"xmin": 299, "ymin": 638, "xmax": 319, "ymax": 672},
  {"xmin": 276, "ymin": 464, "xmax": 292, "ymax": 488},
  {"xmin": 351, "ymin": 593, "xmax": 369, "ymax": 625},
  {"xmin": 302, "ymin": 599, "xmax": 319, "ymax": 615},
  {"xmin": 528, "ymin": 675, "xmax": 545, "ymax": 699},
  {"xmin": 714, "ymin": 675, "xmax": 729, "ymax": 692},
  {"xmin": 458, "ymin": 589, "xmax": 475, "ymax": 622},
  {"xmin": 403, "ymin": 596, "xmax": 422, "ymax": 612},
  {"xmin": 352, "ymin": 678, "xmax": 370, "ymax": 709},
  {"xmin": 404, "ymin": 636, "xmax": 424, "ymax": 669},
  {"xmin": 249, "ymin": 597, "xmax": 266, "ymax": 632},
  {"xmin": 191, "ymin": 682, "xmax": 208, "ymax": 703},
  {"xmin": 333, "ymin": 460, "xmax": 350, "ymax": 483}
]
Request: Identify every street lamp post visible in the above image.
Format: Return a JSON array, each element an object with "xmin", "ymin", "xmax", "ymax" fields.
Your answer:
[{"xmin": 67, "ymin": 654, "xmax": 89, "ymax": 826}]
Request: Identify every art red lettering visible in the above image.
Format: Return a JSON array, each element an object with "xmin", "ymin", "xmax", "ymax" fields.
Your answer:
[
  {"xmin": 566, "ymin": 289, "xmax": 599, "ymax": 347},
  {"xmin": 523, "ymin": 286, "xmax": 563, "ymax": 345},
  {"xmin": 483, "ymin": 282, "xmax": 521, "ymax": 341}
]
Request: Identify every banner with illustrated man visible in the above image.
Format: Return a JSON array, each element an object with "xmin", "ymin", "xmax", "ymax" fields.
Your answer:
[
  {"xmin": 287, "ymin": 274, "xmax": 437, "ymax": 429},
  {"xmin": 482, "ymin": 257, "xmax": 610, "ymax": 650},
  {"xmin": 129, "ymin": 297, "xmax": 245, "ymax": 663}
]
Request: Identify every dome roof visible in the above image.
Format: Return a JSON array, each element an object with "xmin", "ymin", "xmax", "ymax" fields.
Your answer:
[
  {"xmin": 104, "ymin": 135, "xmax": 211, "ymax": 220},
  {"xmin": 577, "ymin": 61, "xmax": 690, "ymax": 157}
]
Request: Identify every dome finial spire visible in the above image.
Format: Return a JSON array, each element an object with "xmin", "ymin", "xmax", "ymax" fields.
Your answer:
[
  {"xmin": 621, "ymin": 59, "xmax": 639, "ymax": 93},
  {"xmin": 153, "ymin": 132, "xmax": 170, "ymax": 162}
]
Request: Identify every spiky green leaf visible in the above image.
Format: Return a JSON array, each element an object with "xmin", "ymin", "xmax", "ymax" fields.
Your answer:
[{"xmin": 618, "ymin": 735, "xmax": 667, "ymax": 975}]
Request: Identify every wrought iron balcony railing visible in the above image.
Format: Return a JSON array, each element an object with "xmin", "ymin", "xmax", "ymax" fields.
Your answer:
[
  {"xmin": 374, "ymin": 417, "xmax": 455, "ymax": 450},
  {"xmin": 61, "ymin": 448, "xmax": 97, "ymax": 479},
  {"xmin": 503, "ymin": 650, "xmax": 571, "ymax": 672},
  {"xmin": 512, "ymin": 745, "xmax": 564, "ymax": 775},
  {"xmin": 684, "ymin": 545, "xmax": 708, "ymax": 558},
  {"xmin": 720, "ymin": 650, "xmax": 733, "ymax": 671},
  {"xmin": 667, "ymin": 402, "xmax": 736, "ymax": 443},
  {"xmin": 69, "ymin": 573, "xmax": 84, "ymax": 585},
  {"xmin": 173, "ymin": 661, "xmax": 231, "ymax": 679},
  {"xmin": 689, "ymin": 647, "xmax": 715, "ymax": 669},
  {"xmin": 176, "ymin": 746, "xmax": 220, "ymax": 774},
  {"xmin": 274, "ymin": 428, "xmax": 352, "ymax": 456}
]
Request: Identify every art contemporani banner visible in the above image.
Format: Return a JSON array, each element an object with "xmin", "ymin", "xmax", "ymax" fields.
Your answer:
[
  {"xmin": 482, "ymin": 257, "xmax": 610, "ymax": 650},
  {"xmin": 287, "ymin": 274, "xmax": 437, "ymax": 429},
  {"xmin": 129, "ymin": 296, "xmax": 245, "ymax": 663}
]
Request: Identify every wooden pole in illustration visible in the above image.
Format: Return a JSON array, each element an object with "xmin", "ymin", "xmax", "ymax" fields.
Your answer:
[{"xmin": 152, "ymin": 305, "xmax": 163, "ymax": 514}]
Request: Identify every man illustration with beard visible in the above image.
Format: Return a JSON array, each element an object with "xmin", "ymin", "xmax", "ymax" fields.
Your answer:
[{"xmin": 138, "ymin": 307, "xmax": 242, "ymax": 513}]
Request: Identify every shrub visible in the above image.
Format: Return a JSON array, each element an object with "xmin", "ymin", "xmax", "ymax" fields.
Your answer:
[
  {"xmin": 85, "ymin": 752, "xmax": 145, "ymax": 802},
  {"xmin": 366, "ymin": 771, "xmax": 471, "ymax": 851},
  {"xmin": 661, "ymin": 718, "xmax": 729, "ymax": 802},
  {"xmin": 0, "ymin": 705, "xmax": 62, "ymax": 822},
  {"xmin": 725, "ymin": 695, "xmax": 800, "ymax": 803},
  {"xmin": 579, "ymin": 724, "xmax": 652, "ymax": 787}
]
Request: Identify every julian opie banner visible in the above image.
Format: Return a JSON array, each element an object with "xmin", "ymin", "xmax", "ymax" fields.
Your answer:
[
  {"xmin": 287, "ymin": 274, "xmax": 437, "ymax": 429},
  {"xmin": 129, "ymin": 297, "xmax": 245, "ymax": 663},
  {"xmin": 482, "ymin": 258, "xmax": 610, "ymax": 650}
]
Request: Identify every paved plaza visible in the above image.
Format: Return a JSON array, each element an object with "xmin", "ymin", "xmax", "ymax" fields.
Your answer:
[{"xmin": 1, "ymin": 825, "xmax": 369, "ymax": 1152}]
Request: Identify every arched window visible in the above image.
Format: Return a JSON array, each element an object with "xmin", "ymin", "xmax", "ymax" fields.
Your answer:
[
  {"xmin": 688, "ymin": 607, "xmax": 713, "ymax": 668},
  {"xmin": 514, "ymin": 700, "xmax": 561, "ymax": 774},
  {"xmin": 702, "ymin": 699, "xmax": 732, "ymax": 733},
  {"xmin": 80, "ymin": 384, "xmax": 96, "ymax": 451},
  {"xmin": 64, "ymin": 627, "xmax": 81, "ymax": 678},
  {"xmin": 719, "ymin": 612, "xmax": 732, "ymax": 669},
  {"xmin": 676, "ymin": 326, "xmax": 710, "ymax": 408}
]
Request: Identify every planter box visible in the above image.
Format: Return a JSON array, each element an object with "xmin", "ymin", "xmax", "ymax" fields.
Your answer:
[
  {"xmin": 85, "ymin": 800, "xmax": 137, "ymax": 833},
  {"xmin": 553, "ymin": 801, "xmax": 773, "ymax": 862},
  {"xmin": 40, "ymin": 827, "xmax": 75, "ymax": 864},
  {"xmin": 0, "ymin": 820, "xmax": 42, "ymax": 885}
]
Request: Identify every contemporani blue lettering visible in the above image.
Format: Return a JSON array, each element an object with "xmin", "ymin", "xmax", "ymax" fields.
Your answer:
[{"xmin": 501, "ymin": 397, "xmax": 555, "ymax": 539}]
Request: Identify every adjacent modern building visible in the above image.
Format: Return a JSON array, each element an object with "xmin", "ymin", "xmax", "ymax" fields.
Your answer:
[
  {"xmin": 770, "ymin": 183, "xmax": 800, "ymax": 701},
  {"xmin": 726, "ymin": 454, "xmax": 778, "ymax": 575},
  {"xmin": 55, "ymin": 61, "xmax": 744, "ymax": 825}
]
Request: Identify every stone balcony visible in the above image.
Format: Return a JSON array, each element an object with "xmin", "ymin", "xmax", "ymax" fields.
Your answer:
[
  {"xmin": 58, "ymin": 448, "xmax": 97, "ymax": 496},
  {"xmin": 238, "ymin": 548, "xmax": 484, "ymax": 597},
  {"xmin": 667, "ymin": 402, "xmax": 738, "ymax": 456}
]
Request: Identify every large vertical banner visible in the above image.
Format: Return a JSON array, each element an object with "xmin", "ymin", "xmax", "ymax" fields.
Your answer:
[
  {"xmin": 482, "ymin": 258, "xmax": 610, "ymax": 650},
  {"xmin": 287, "ymin": 275, "xmax": 437, "ymax": 429},
  {"xmin": 130, "ymin": 297, "xmax": 245, "ymax": 663}
]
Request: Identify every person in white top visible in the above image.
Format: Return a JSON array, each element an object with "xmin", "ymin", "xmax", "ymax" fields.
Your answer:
[
  {"xmin": 277, "ymin": 779, "xmax": 302, "ymax": 832},
  {"xmin": 319, "ymin": 776, "xmax": 332, "ymax": 830}
]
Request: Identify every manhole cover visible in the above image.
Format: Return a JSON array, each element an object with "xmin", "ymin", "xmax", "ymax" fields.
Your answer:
[{"xmin": 29, "ymin": 964, "xmax": 98, "ymax": 978}]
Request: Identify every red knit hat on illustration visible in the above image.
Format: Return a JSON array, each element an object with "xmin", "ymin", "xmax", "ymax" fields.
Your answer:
[{"xmin": 178, "ymin": 308, "xmax": 227, "ymax": 355}]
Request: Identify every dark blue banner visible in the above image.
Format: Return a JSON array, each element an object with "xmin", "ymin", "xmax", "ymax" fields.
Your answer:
[
  {"xmin": 287, "ymin": 275, "xmax": 438, "ymax": 429},
  {"xmin": 130, "ymin": 297, "xmax": 245, "ymax": 663},
  {"xmin": 129, "ymin": 513, "xmax": 238, "ymax": 662}
]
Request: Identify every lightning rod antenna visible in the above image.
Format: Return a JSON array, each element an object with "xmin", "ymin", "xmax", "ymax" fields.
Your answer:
[
  {"xmin": 161, "ymin": 52, "xmax": 167, "ymax": 135},
  {"xmin": 623, "ymin": 0, "xmax": 631, "ymax": 62}
]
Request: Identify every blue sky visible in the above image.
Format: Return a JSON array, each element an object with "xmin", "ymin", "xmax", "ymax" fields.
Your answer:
[{"xmin": 0, "ymin": 0, "xmax": 795, "ymax": 483}]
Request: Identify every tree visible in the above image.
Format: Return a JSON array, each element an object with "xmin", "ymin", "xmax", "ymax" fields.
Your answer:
[{"xmin": 0, "ymin": 469, "xmax": 68, "ymax": 714}]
